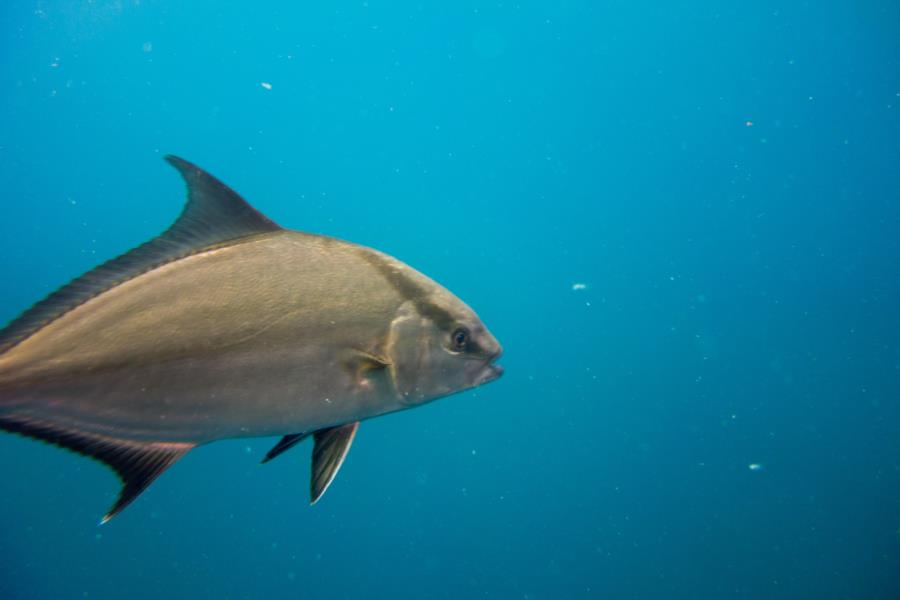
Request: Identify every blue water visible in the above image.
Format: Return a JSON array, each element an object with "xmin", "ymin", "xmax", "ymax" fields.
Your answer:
[{"xmin": 1, "ymin": 2, "xmax": 899, "ymax": 598}]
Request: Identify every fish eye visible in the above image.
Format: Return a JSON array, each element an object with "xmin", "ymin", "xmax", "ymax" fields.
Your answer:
[{"xmin": 451, "ymin": 327, "xmax": 470, "ymax": 351}]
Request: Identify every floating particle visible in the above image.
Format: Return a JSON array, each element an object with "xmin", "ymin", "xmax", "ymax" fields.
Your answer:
[
  {"xmin": 748, "ymin": 463, "xmax": 764, "ymax": 472},
  {"xmin": 260, "ymin": 82, "xmax": 273, "ymax": 90},
  {"xmin": 745, "ymin": 120, "xmax": 754, "ymax": 127},
  {"xmin": 572, "ymin": 283, "xmax": 587, "ymax": 291}
]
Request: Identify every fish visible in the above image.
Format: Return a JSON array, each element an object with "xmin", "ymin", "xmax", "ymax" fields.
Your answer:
[{"xmin": 0, "ymin": 156, "xmax": 503, "ymax": 523}]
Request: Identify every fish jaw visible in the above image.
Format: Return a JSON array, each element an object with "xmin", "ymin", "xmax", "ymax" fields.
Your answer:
[{"xmin": 477, "ymin": 360, "xmax": 504, "ymax": 386}]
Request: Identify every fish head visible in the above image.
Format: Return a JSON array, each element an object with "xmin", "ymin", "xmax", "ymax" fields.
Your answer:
[{"xmin": 387, "ymin": 289, "xmax": 503, "ymax": 406}]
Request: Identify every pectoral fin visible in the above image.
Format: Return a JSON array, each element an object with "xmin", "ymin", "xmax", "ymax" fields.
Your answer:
[
  {"xmin": 343, "ymin": 349, "xmax": 390, "ymax": 377},
  {"xmin": 340, "ymin": 349, "xmax": 392, "ymax": 394},
  {"xmin": 310, "ymin": 422, "xmax": 359, "ymax": 505},
  {"xmin": 0, "ymin": 414, "xmax": 192, "ymax": 523}
]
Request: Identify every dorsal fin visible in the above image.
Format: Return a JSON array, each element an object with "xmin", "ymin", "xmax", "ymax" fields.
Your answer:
[
  {"xmin": 310, "ymin": 422, "xmax": 359, "ymax": 505},
  {"xmin": 0, "ymin": 155, "xmax": 282, "ymax": 354},
  {"xmin": 0, "ymin": 414, "xmax": 193, "ymax": 523},
  {"xmin": 261, "ymin": 432, "xmax": 310, "ymax": 464},
  {"xmin": 161, "ymin": 155, "xmax": 281, "ymax": 244}
]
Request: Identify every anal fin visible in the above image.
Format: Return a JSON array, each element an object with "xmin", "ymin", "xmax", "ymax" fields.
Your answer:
[
  {"xmin": 0, "ymin": 414, "xmax": 192, "ymax": 523},
  {"xmin": 261, "ymin": 432, "xmax": 310, "ymax": 464},
  {"xmin": 311, "ymin": 422, "xmax": 359, "ymax": 505}
]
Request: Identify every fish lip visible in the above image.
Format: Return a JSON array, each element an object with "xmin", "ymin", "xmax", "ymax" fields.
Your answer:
[
  {"xmin": 489, "ymin": 363, "xmax": 504, "ymax": 380},
  {"xmin": 478, "ymin": 360, "xmax": 504, "ymax": 385}
]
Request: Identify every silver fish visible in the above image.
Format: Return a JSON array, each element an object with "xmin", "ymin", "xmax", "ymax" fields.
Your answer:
[{"xmin": 0, "ymin": 156, "xmax": 503, "ymax": 522}]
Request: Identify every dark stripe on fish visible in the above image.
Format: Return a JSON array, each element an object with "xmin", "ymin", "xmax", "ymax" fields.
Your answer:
[{"xmin": 357, "ymin": 248, "xmax": 456, "ymax": 330}]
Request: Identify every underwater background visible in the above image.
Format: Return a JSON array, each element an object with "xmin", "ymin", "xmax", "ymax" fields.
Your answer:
[{"xmin": 1, "ymin": 1, "xmax": 898, "ymax": 598}]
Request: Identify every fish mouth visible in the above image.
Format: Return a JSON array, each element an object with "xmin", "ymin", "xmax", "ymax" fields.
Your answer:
[
  {"xmin": 476, "ymin": 363, "xmax": 504, "ymax": 386},
  {"xmin": 476, "ymin": 350, "xmax": 504, "ymax": 386}
]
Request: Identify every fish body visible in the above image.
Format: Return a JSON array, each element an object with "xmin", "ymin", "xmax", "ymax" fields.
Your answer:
[{"xmin": 0, "ymin": 156, "xmax": 503, "ymax": 521}]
